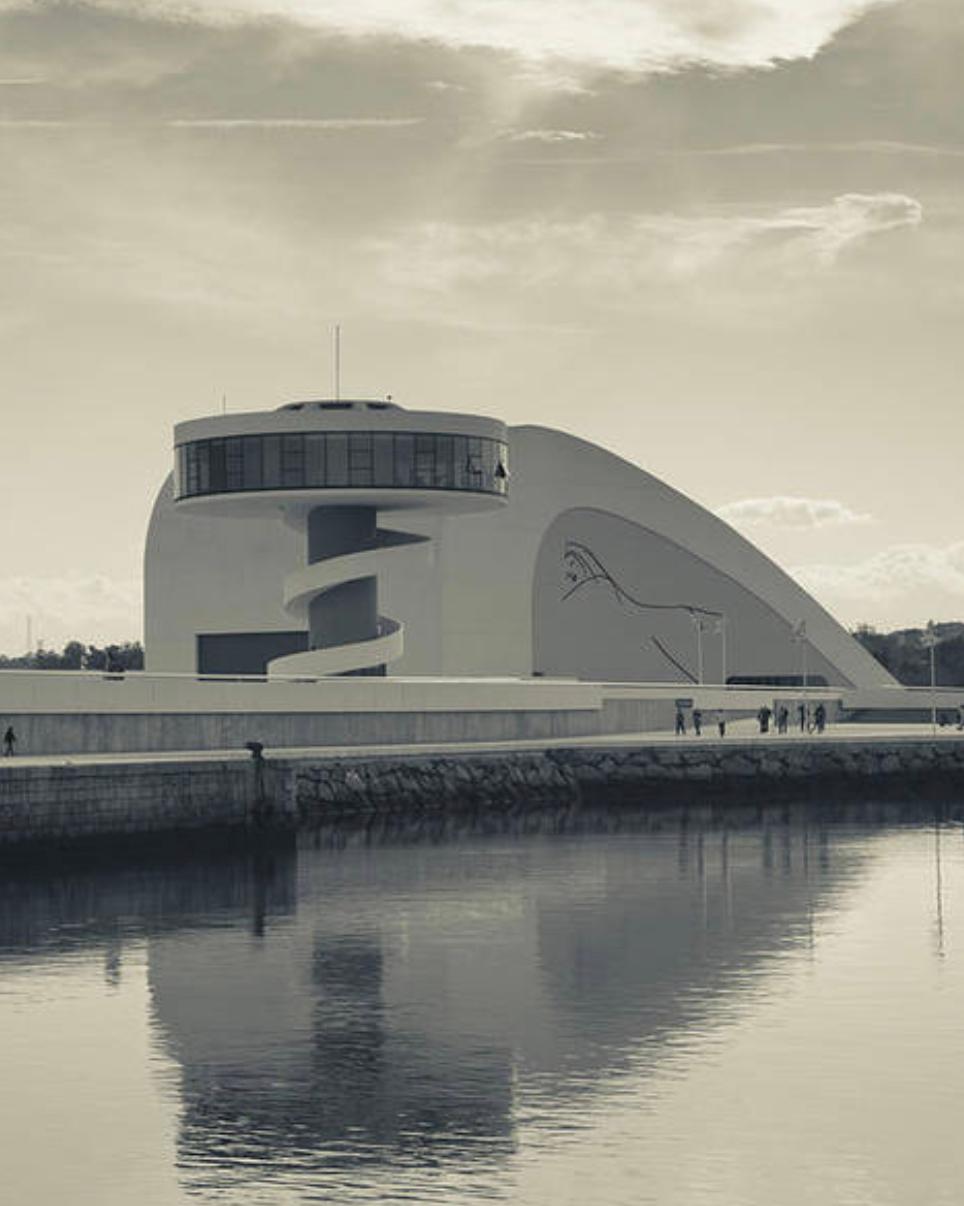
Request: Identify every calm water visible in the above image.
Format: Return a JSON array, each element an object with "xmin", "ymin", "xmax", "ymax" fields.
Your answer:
[{"xmin": 3, "ymin": 803, "xmax": 964, "ymax": 1205}]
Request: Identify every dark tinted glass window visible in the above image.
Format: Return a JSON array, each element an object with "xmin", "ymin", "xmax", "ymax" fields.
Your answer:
[
  {"xmin": 394, "ymin": 434, "xmax": 414, "ymax": 486},
  {"xmin": 175, "ymin": 430, "xmax": 508, "ymax": 498},
  {"xmin": 225, "ymin": 438, "xmax": 243, "ymax": 491},
  {"xmin": 373, "ymin": 434, "xmax": 394, "ymax": 485},
  {"xmin": 305, "ymin": 434, "xmax": 326, "ymax": 486},
  {"xmin": 414, "ymin": 434, "xmax": 434, "ymax": 487},
  {"xmin": 327, "ymin": 433, "xmax": 348, "ymax": 486},
  {"xmin": 262, "ymin": 435, "xmax": 281, "ymax": 488},
  {"xmin": 435, "ymin": 434, "xmax": 454, "ymax": 488},
  {"xmin": 281, "ymin": 434, "xmax": 304, "ymax": 487},
  {"xmin": 349, "ymin": 433, "xmax": 373, "ymax": 486},
  {"xmin": 242, "ymin": 436, "xmax": 262, "ymax": 489}
]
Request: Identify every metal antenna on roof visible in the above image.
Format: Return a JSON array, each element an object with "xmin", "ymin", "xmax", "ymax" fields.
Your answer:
[{"xmin": 333, "ymin": 324, "xmax": 341, "ymax": 401}]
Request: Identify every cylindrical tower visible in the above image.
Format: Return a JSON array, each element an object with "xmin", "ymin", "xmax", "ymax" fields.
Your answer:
[{"xmin": 172, "ymin": 400, "xmax": 509, "ymax": 676}]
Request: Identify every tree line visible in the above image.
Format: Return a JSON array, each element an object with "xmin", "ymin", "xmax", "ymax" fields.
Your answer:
[
  {"xmin": 853, "ymin": 622, "xmax": 964, "ymax": 687},
  {"xmin": 0, "ymin": 641, "xmax": 144, "ymax": 672}
]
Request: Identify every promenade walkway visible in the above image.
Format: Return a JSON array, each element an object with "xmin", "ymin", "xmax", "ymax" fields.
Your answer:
[{"xmin": 1, "ymin": 721, "xmax": 961, "ymax": 771}]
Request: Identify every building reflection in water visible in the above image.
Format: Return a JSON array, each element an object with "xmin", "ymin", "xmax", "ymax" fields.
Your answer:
[
  {"xmin": 2, "ymin": 802, "xmax": 951, "ymax": 1200},
  {"xmin": 138, "ymin": 804, "xmax": 888, "ymax": 1194}
]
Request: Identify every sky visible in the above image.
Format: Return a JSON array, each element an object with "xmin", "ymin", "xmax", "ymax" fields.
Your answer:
[{"xmin": 1, "ymin": 0, "xmax": 963, "ymax": 652}]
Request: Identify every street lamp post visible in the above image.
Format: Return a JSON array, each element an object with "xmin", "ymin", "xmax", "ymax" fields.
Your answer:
[
  {"xmin": 792, "ymin": 621, "xmax": 808, "ymax": 730},
  {"xmin": 715, "ymin": 615, "xmax": 728, "ymax": 688},
  {"xmin": 690, "ymin": 613, "xmax": 706, "ymax": 685},
  {"xmin": 924, "ymin": 622, "xmax": 939, "ymax": 737}
]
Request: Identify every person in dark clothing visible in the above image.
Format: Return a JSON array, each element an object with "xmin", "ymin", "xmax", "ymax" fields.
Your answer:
[
  {"xmin": 675, "ymin": 708, "xmax": 687, "ymax": 736},
  {"xmin": 3, "ymin": 726, "xmax": 16, "ymax": 756},
  {"xmin": 814, "ymin": 703, "xmax": 827, "ymax": 734},
  {"xmin": 692, "ymin": 709, "xmax": 703, "ymax": 737},
  {"xmin": 717, "ymin": 710, "xmax": 726, "ymax": 737},
  {"xmin": 757, "ymin": 705, "xmax": 772, "ymax": 734},
  {"xmin": 798, "ymin": 703, "xmax": 807, "ymax": 733},
  {"xmin": 777, "ymin": 706, "xmax": 789, "ymax": 734}
]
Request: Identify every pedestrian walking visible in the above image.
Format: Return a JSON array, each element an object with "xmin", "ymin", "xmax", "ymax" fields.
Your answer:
[
  {"xmin": 675, "ymin": 707, "xmax": 687, "ymax": 737},
  {"xmin": 777, "ymin": 706, "xmax": 789, "ymax": 735},
  {"xmin": 717, "ymin": 710, "xmax": 726, "ymax": 738},
  {"xmin": 692, "ymin": 709, "xmax": 703, "ymax": 737},
  {"xmin": 757, "ymin": 704, "xmax": 772, "ymax": 734},
  {"xmin": 797, "ymin": 702, "xmax": 806, "ymax": 733},
  {"xmin": 814, "ymin": 703, "xmax": 826, "ymax": 734},
  {"xmin": 3, "ymin": 725, "xmax": 16, "ymax": 757}
]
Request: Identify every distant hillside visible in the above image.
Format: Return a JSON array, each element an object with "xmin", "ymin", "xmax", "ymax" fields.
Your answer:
[{"xmin": 853, "ymin": 623, "xmax": 964, "ymax": 687}]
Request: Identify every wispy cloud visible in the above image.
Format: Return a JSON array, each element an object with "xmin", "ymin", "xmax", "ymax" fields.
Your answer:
[
  {"xmin": 367, "ymin": 194, "xmax": 924, "ymax": 308},
  {"xmin": 796, "ymin": 545, "xmax": 964, "ymax": 599},
  {"xmin": 12, "ymin": 0, "xmax": 900, "ymax": 74},
  {"xmin": 0, "ymin": 116, "xmax": 423, "ymax": 132},
  {"xmin": 668, "ymin": 141, "xmax": 964, "ymax": 160},
  {"xmin": 425, "ymin": 80, "xmax": 468, "ymax": 94},
  {"xmin": 505, "ymin": 129, "xmax": 600, "ymax": 144},
  {"xmin": 167, "ymin": 117, "xmax": 424, "ymax": 130},
  {"xmin": 718, "ymin": 496, "xmax": 872, "ymax": 529},
  {"xmin": 792, "ymin": 544, "xmax": 964, "ymax": 628}
]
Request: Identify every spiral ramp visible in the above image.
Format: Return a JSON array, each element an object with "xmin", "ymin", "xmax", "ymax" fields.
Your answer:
[{"xmin": 268, "ymin": 525, "xmax": 429, "ymax": 677}]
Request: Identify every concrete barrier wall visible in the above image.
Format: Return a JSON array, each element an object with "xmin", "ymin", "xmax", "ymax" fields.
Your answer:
[
  {"xmin": 0, "ymin": 706, "xmax": 615, "ymax": 756},
  {"xmin": 0, "ymin": 759, "xmax": 257, "ymax": 846}
]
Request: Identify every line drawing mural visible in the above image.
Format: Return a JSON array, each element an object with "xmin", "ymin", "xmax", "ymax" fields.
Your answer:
[{"xmin": 562, "ymin": 541, "xmax": 724, "ymax": 683}]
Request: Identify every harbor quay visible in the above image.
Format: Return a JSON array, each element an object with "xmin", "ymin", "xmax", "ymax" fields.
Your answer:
[{"xmin": 2, "ymin": 726, "xmax": 963, "ymax": 849}]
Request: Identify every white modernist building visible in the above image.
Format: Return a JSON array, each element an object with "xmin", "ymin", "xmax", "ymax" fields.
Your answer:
[{"xmin": 145, "ymin": 398, "xmax": 896, "ymax": 693}]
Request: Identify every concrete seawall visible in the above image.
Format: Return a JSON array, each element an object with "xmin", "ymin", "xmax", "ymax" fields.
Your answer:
[{"xmin": 2, "ymin": 735, "xmax": 964, "ymax": 849}]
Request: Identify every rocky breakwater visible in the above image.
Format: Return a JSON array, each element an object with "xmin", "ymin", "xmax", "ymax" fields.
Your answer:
[
  {"xmin": 290, "ymin": 737, "xmax": 964, "ymax": 824},
  {"xmin": 290, "ymin": 751, "xmax": 581, "ymax": 821}
]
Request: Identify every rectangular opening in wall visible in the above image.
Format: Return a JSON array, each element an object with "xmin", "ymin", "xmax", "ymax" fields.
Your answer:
[{"xmin": 197, "ymin": 631, "xmax": 309, "ymax": 676}]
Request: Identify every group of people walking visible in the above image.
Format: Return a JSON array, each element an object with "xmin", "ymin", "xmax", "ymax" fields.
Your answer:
[
  {"xmin": 756, "ymin": 702, "xmax": 826, "ymax": 735},
  {"xmin": 674, "ymin": 702, "xmax": 827, "ymax": 738}
]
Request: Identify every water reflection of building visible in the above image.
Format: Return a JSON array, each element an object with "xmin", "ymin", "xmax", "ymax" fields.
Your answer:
[{"xmin": 140, "ymin": 812, "xmax": 871, "ymax": 1194}]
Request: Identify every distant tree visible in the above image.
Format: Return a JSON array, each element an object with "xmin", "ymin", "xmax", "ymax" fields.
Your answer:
[{"xmin": 62, "ymin": 640, "xmax": 85, "ymax": 670}]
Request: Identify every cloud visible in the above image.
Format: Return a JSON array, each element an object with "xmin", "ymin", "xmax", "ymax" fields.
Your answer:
[
  {"xmin": 166, "ymin": 117, "xmax": 424, "ymax": 130},
  {"xmin": 673, "ymin": 141, "xmax": 964, "ymax": 160},
  {"xmin": 424, "ymin": 79, "xmax": 468, "ymax": 93},
  {"xmin": 505, "ymin": 129, "xmax": 600, "ymax": 144},
  {"xmin": 0, "ymin": 576, "xmax": 142, "ymax": 654},
  {"xmin": 0, "ymin": 117, "xmax": 424, "ymax": 131},
  {"xmin": 7, "ymin": 0, "xmax": 900, "ymax": 75},
  {"xmin": 791, "ymin": 544, "xmax": 964, "ymax": 628},
  {"xmin": 717, "ymin": 496, "xmax": 872, "ymax": 528},
  {"xmin": 366, "ymin": 194, "xmax": 923, "ymax": 311},
  {"xmin": 795, "ymin": 544, "xmax": 964, "ymax": 599},
  {"xmin": 775, "ymin": 193, "xmax": 923, "ymax": 265}
]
